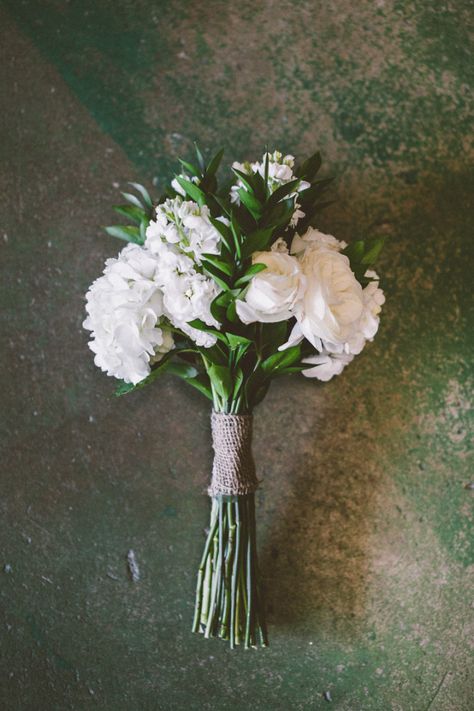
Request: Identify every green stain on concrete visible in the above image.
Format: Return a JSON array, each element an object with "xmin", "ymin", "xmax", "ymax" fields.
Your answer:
[{"xmin": 1, "ymin": 1, "xmax": 473, "ymax": 709}]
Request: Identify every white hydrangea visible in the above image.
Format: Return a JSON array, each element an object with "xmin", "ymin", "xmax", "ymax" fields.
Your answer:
[
  {"xmin": 83, "ymin": 243, "xmax": 174, "ymax": 385},
  {"xmin": 145, "ymin": 196, "xmax": 223, "ymax": 347},
  {"xmin": 230, "ymin": 150, "xmax": 310, "ymax": 226}
]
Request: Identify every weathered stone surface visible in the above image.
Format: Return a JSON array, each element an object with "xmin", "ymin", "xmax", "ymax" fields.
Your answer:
[{"xmin": 1, "ymin": 2, "xmax": 472, "ymax": 709}]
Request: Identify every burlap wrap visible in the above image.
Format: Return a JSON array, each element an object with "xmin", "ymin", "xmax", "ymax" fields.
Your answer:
[{"xmin": 209, "ymin": 412, "xmax": 258, "ymax": 497}]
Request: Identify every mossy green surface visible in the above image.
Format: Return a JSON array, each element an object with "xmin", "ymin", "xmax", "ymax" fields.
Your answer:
[{"xmin": 0, "ymin": 2, "xmax": 472, "ymax": 709}]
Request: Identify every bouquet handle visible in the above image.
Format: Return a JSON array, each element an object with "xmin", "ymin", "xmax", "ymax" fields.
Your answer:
[{"xmin": 192, "ymin": 412, "xmax": 268, "ymax": 648}]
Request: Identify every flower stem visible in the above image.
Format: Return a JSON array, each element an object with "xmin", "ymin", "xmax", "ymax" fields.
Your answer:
[{"xmin": 193, "ymin": 494, "xmax": 267, "ymax": 648}]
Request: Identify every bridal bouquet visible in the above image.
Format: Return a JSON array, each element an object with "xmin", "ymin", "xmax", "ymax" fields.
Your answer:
[{"xmin": 83, "ymin": 147, "xmax": 385, "ymax": 648}]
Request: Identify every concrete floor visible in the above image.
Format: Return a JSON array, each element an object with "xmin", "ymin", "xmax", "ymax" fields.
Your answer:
[{"xmin": 1, "ymin": 1, "xmax": 473, "ymax": 709}]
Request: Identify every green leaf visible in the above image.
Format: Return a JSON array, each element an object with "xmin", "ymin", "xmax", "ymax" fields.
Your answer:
[
  {"xmin": 209, "ymin": 217, "xmax": 232, "ymax": 251},
  {"xmin": 234, "ymin": 262, "xmax": 267, "ymax": 287},
  {"xmin": 273, "ymin": 363, "xmax": 314, "ymax": 376},
  {"xmin": 232, "ymin": 367, "xmax": 244, "ymax": 400},
  {"xmin": 128, "ymin": 182, "xmax": 153, "ymax": 209},
  {"xmin": 227, "ymin": 333, "xmax": 253, "ymax": 349},
  {"xmin": 238, "ymin": 188, "xmax": 262, "ymax": 219},
  {"xmin": 263, "ymin": 152, "xmax": 269, "ymax": 194},
  {"xmin": 266, "ymin": 179, "xmax": 300, "ymax": 207},
  {"xmin": 187, "ymin": 319, "xmax": 228, "ymax": 344},
  {"xmin": 112, "ymin": 204, "xmax": 147, "ymax": 225},
  {"xmin": 200, "ymin": 260, "xmax": 231, "ymax": 291},
  {"xmin": 260, "ymin": 198, "xmax": 295, "ymax": 230},
  {"xmin": 230, "ymin": 211, "xmax": 242, "ymax": 260},
  {"xmin": 121, "ymin": 191, "xmax": 144, "ymax": 210},
  {"xmin": 205, "ymin": 147, "xmax": 224, "ymax": 177},
  {"xmin": 214, "ymin": 195, "xmax": 232, "ymax": 216},
  {"xmin": 185, "ymin": 374, "xmax": 213, "ymax": 400},
  {"xmin": 298, "ymin": 178, "xmax": 335, "ymax": 207},
  {"xmin": 261, "ymin": 345, "xmax": 301, "ymax": 373},
  {"xmin": 201, "ymin": 253, "xmax": 233, "ymax": 277},
  {"xmin": 241, "ymin": 227, "xmax": 274, "ymax": 259},
  {"xmin": 210, "ymin": 289, "xmax": 236, "ymax": 322},
  {"xmin": 260, "ymin": 321, "xmax": 289, "ymax": 354},
  {"xmin": 208, "ymin": 364, "xmax": 232, "ymax": 401},
  {"xmin": 178, "ymin": 159, "xmax": 201, "ymax": 178},
  {"xmin": 175, "ymin": 177, "xmax": 206, "ymax": 206},
  {"xmin": 232, "ymin": 168, "xmax": 255, "ymax": 194},
  {"xmin": 295, "ymin": 151, "xmax": 322, "ymax": 180},
  {"xmin": 104, "ymin": 225, "xmax": 143, "ymax": 244},
  {"xmin": 194, "ymin": 143, "xmax": 205, "ymax": 171},
  {"xmin": 244, "ymin": 366, "xmax": 267, "ymax": 405},
  {"xmin": 360, "ymin": 236, "xmax": 385, "ymax": 265},
  {"xmin": 166, "ymin": 362, "xmax": 199, "ymax": 379},
  {"xmin": 226, "ymin": 298, "xmax": 238, "ymax": 323},
  {"xmin": 343, "ymin": 237, "xmax": 385, "ymax": 275},
  {"xmin": 114, "ymin": 357, "xmax": 171, "ymax": 396}
]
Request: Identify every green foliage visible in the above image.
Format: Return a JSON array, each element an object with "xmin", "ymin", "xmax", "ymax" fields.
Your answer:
[
  {"xmin": 105, "ymin": 182, "xmax": 154, "ymax": 245},
  {"xmin": 104, "ymin": 225, "xmax": 144, "ymax": 244},
  {"xmin": 343, "ymin": 236, "xmax": 386, "ymax": 285}
]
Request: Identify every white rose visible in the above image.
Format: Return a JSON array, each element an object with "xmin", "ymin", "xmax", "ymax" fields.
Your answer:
[
  {"xmin": 236, "ymin": 251, "xmax": 304, "ymax": 324},
  {"xmin": 291, "ymin": 227, "xmax": 347, "ymax": 257},
  {"xmin": 293, "ymin": 242, "xmax": 364, "ymax": 348},
  {"xmin": 302, "ymin": 348, "xmax": 354, "ymax": 381}
]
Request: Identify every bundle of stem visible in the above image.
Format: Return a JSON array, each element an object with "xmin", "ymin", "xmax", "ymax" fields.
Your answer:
[{"xmin": 192, "ymin": 494, "xmax": 268, "ymax": 648}]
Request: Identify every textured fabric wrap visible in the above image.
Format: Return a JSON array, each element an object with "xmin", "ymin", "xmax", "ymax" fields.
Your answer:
[{"xmin": 209, "ymin": 412, "xmax": 258, "ymax": 497}]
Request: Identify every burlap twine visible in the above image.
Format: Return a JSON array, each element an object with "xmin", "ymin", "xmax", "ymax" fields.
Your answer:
[{"xmin": 209, "ymin": 412, "xmax": 258, "ymax": 497}]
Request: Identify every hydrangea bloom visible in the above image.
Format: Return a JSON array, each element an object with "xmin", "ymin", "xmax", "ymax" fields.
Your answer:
[
  {"xmin": 230, "ymin": 150, "xmax": 310, "ymax": 226},
  {"xmin": 83, "ymin": 244, "xmax": 174, "ymax": 385},
  {"xmin": 145, "ymin": 196, "xmax": 223, "ymax": 347}
]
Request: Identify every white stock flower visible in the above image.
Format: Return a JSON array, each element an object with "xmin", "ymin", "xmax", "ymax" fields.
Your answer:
[
  {"xmin": 83, "ymin": 243, "xmax": 174, "ymax": 385},
  {"xmin": 146, "ymin": 196, "xmax": 221, "ymax": 263},
  {"xmin": 162, "ymin": 270, "xmax": 220, "ymax": 347},
  {"xmin": 145, "ymin": 196, "xmax": 223, "ymax": 347},
  {"xmin": 236, "ymin": 251, "xmax": 304, "ymax": 324},
  {"xmin": 230, "ymin": 150, "xmax": 310, "ymax": 226}
]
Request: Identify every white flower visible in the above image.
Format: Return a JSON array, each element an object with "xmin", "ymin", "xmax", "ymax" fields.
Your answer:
[
  {"xmin": 162, "ymin": 270, "xmax": 220, "ymax": 346},
  {"xmin": 146, "ymin": 196, "xmax": 221, "ymax": 263},
  {"xmin": 291, "ymin": 227, "xmax": 347, "ymax": 257},
  {"xmin": 230, "ymin": 150, "xmax": 310, "ymax": 226},
  {"xmin": 83, "ymin": 244, "xmax": 174, "ymax": 385},
  {"xmin": 291, "ymin": 230, "xmax": 365, "ymax": 349},
  {"xmin": 144, "ymin": 196, "xmax": 224, "ymax": 347},
  {"xmin": 271, "ymin": 237, "xmax": 289, "ymax": 254},
  {"xmin": 236, "ymin": 251, "xmax": 305, "ymax": 324},
  {"xmin": 295, "ymin": 264, "xmax": 384, "ymax": 381},
  {"xmin": 302, "ymin": 348, "xmax": 354, "ymax": 381}
]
